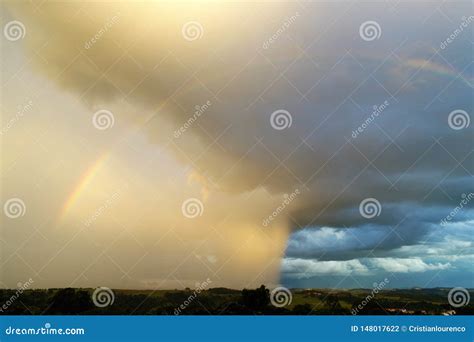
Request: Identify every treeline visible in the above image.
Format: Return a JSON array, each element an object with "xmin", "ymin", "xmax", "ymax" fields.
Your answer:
[{"xmin": 0, "ymin": 286, "xmax": 472, "ymax": 315}]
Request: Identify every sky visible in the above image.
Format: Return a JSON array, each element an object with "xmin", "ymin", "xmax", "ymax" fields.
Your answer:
[{"xmin": 0, "ymin": 1, "xmax": 473, "ymax": 290}]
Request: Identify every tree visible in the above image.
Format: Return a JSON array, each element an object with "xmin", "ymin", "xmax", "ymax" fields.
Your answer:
[
  {"xmin": 45, "ymin": 288, "xmax": 93, "ymax": 314},
  {"xmin": 241, "ymin": 285, "xmax": 270, "ymax": 310}
]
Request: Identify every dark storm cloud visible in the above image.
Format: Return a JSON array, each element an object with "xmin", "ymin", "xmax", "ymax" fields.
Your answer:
[{"xmin": 7, "ymin": 0, "xmax": 473, "ymax": 258}]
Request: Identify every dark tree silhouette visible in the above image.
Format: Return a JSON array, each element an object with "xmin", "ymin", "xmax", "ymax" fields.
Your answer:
[
  {"xmin": 241, "ymin": 285, "xmax": 270, "ymax": 310},
  {"xmin": 45, "ymin": 288, "xmax": 94, "ymax": 314}
]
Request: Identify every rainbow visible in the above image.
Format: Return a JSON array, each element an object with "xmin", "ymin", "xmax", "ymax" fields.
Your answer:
[
  {"xmin": 404, "ymin": 59, "xmax": 473, "ymax": 88},
  {"xmin": 57, "ymin": 152, "xmax": 110, "ymax": 224}
]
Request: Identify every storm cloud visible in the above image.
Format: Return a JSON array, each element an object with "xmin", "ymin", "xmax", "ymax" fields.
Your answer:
[{"xmin": 2, "ymin": 0, "xmax": 473, "ymax": 288}]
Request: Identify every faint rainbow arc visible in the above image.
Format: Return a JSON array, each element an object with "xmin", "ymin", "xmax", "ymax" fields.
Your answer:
[{"xmin": 57, "ymin": 152, "xmax": 110, "ymax": 224}]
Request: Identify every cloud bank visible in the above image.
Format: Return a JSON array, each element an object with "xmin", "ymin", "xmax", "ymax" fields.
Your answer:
[{"xmin": 1, "ymin": 1, "xmax": 473, "ymax": 288}]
